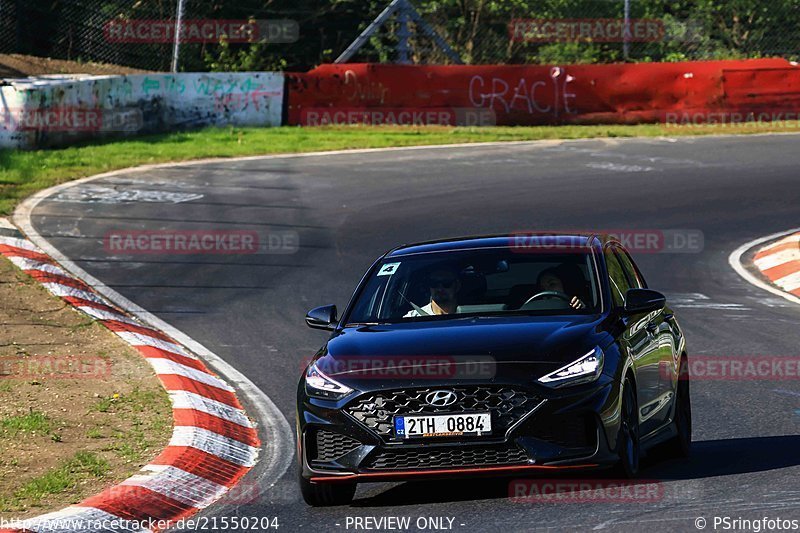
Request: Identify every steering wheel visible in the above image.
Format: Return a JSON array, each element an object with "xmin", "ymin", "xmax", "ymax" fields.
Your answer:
[{"xmin": 521, "ymin": 290, "xmax": 572, "ymax": 308}]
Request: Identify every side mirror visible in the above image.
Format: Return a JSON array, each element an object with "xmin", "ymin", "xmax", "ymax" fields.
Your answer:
[
  {"xmin": 623, "ymin": 288, "xmax": 666, "ymax": 315},
  {"xmin": 306, "ymin": 304, "xmax": 338, "ymax": 331}
]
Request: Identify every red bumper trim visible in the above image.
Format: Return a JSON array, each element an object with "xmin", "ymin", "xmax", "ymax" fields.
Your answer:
[{"xmin": 310, "ymin": 463, "xmax": 599, "ymax": 483}]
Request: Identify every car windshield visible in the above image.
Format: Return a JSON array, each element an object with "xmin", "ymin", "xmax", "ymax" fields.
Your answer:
[{"xmin": 345, "ymin": 247, "xmax": 601, "ymax": 324}]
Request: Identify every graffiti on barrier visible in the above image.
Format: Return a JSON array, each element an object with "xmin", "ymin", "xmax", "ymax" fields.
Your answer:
[
  {"xmin": 344, "ymin": 70, "xmax": 389, "ymax": 104},
  {"xmin": 214, "ymin": 90, "xmax": 281, "ymax": 113},
  {"xmin": 468, "ymin": 67, "xmax": 577, "ymax": 117}
]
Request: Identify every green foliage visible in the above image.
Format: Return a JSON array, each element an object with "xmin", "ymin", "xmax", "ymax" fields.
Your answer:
[
  {"xmin": 533, "ymin": 42, "xmax": 608, "ymax": 65},
  {"xmin": 8, "ymin": 0, "xmax": 800, "ymax": 69},
  {"xmin": 204, "ymin": 37, "xmax": 288, "ymax": 72},
  {"xmin": 0, "ymin": 451, "xmax": 109, "ymax": 512},
  {"xmin": 0, "ymin": 411, "xmax": 52, "ymax": 436}
]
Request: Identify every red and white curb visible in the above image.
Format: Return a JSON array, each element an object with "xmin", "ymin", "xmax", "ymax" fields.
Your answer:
[
  {"xmin": 0, "ymin": 234, "xmax": 261, "ymax": 533},
  {"xmin": 753, "ymin": 232, "xmax": 800, "ymax": 298},
  {"xmin": 729, "ymin": 227, "xmax": 800, "ymax": 307}
]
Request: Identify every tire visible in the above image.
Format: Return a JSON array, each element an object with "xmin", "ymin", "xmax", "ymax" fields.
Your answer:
[
  {"xmin": 299, "ymin": 471, "xmax": 356, "ymax": 506},
  {"xmin": 663, "ymin": 359, "xmax": 692, "ymax": 459},
  {"xmin": 616, "ymin": 377, "xmax": 640, "ymax": 478}
]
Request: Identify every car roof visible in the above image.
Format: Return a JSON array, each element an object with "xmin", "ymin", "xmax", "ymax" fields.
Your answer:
[{"xmin": 385, "ymin": 233, "xmax": 612, "ymax": 258}]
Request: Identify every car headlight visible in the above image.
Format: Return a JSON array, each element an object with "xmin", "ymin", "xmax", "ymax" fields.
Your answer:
[
  {"xmin": 305, "ymin": 361, "xmax": 353, "ymax": 400},
  {"xmin": 538, "ymin": 347, "xmax": 604, "ymax": 387}
]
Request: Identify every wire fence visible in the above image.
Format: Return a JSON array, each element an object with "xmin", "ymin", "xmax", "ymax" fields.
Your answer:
[{"xmin": 0, "ymin": 0, "xmax": 798, "ymax": 73}]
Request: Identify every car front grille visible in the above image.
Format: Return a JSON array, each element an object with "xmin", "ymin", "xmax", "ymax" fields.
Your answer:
[
  {"xmin": 312, "ymin": 429, "xmax": 362, "ymax": 462},
  {"xmin": 345, "ymin": 386, "xmax": 542, "ymax": 440},
  {"xmin": 366, "ymin": 445, "xmax": 529, "ymax": 470}
]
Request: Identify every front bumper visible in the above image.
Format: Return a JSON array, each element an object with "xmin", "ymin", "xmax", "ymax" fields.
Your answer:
[{"xmin": 297, "ymin": 378, "xmax": 621, "ymax": 483}]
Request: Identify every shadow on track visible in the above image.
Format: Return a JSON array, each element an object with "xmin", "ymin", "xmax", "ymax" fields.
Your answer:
[{"xmin": 350, "ymin": 435, "xmax": 800, "ymax": 507}]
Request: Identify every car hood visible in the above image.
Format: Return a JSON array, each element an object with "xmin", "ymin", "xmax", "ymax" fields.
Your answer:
[{"xmin": 316, "ymin": 315, "xmax": 611, "ymax": 386}]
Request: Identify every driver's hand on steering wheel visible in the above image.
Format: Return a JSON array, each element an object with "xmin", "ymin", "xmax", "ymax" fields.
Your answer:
[{"xmin": 570, "ymin": 297, "xmax": 586, "ymax": 310}]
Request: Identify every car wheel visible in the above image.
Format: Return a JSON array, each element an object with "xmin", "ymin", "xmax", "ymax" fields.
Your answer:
[
  {"xmin": 616, "ymin": 378, "xmax": 640, "ymax": 478},
  {"xmin": 663, "ymin": 359, "xmax": 692, "ymax": 458},
  {"xmin": 299, "ymin": 471, "xmax": 356, "ymax": 506}
]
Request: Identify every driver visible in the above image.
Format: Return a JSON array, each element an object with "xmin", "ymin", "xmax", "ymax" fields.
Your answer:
[
  {"xmin": 404, "ymin": 265, "xmax": 461, "ymax": 317},
  {"xmin": 537, "ymin": 267, "xmax": 587, "ymax": 310}
]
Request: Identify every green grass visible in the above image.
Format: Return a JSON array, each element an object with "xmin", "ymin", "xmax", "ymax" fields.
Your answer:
[
  {"xmin": 0, "ymin": 411, "xmax": 52, "ymax": 436},
  {"xmin": 94, "ymin": 388, "xmax": 170, "ymax": 462},
  {"xmin": 2, "ymin": 123, "xmax": 800, "ymax": 215},
  {"xmin": 85, "ymin": 428, "xmax": 105, "ymax": 439},
  {"xmin": 0, "ymin": 451, "xmax": 109, "ymax": 512},
  {"xmin": 93, "ymin": 396, "xmax": 116, "ymax": 413}
]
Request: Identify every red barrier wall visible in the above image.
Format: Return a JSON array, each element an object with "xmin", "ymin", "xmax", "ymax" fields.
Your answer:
[{"xmin": 287, "ymin": 59, "xmax": 800, "ymax": 126}]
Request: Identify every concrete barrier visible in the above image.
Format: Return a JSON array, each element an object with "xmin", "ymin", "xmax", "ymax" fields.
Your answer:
[
  {"xmin": 0, "ymin": 72, "xmax": 284, "ymax": 149},
  {"xmin": 286, "ymin": 59, "xmax": 800, "ymax": 126}
]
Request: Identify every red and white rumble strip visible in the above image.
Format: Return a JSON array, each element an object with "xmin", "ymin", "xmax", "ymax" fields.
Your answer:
[
  {"xmin": 753, "ymin": 232, "xmax": 800, "ymax": 298},
  {"xmin": 0, "ymin": 235, "xmax": 260, "ymax": 533}
]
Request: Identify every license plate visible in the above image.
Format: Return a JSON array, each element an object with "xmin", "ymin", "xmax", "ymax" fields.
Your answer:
[{"xmin": 394, "ymin": 413, "xmax": 491, "ymax": 439}]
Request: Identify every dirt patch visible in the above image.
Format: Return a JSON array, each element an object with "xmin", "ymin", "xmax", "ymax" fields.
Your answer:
[
  {"xmin": 0, "ymin": 254, "xmax": 172, "ymax": 520},
  {"xmin": 0, "ymin": 54, "xmax": 152, "ymax": 79}
]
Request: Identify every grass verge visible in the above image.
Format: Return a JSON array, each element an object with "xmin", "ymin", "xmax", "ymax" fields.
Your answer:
[
  {"xmin": 3, "ymin": 123, "xmax": 800, "ymax": 215},
  {"xmin": 0, "ymin": 256, "xmax": 172, "ymax": 519}
]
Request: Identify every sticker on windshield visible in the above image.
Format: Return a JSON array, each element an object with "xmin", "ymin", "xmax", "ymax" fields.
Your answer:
[{"xmin": 377, "ymin": 262, "xmax": 401, "ymax": 276}]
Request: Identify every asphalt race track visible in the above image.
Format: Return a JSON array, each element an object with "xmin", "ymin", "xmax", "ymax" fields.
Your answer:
[{"xmin": 26, "ymin": 134, "xmax": 800, "ymax": 532}]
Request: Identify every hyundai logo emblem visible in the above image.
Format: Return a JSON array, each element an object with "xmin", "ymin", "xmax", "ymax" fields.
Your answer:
[{"xmin": 425, "ymin": 390, "xmax": 457, "ymax": 407}]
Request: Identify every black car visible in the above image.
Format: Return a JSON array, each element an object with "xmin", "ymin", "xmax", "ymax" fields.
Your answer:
[{"xmin": 296, "ymin": 234, "xmax": 691, "ymax": 506}]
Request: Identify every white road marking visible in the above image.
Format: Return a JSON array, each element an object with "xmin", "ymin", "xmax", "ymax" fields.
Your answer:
[
  {"xmin": 773, "ymin": 388, "xmax": 800, "ymax": 398},
  {"xmin": 0, "ymin": 235, "xmax": 40, "ymax": 251},
  {"xmin": 168, "ymin": 389, "xmax": 254, "ymax": 428},
  {"xmin": 41, "ymin": 282, "xmax": 106, "ymax": 304},
  {"xmin": 586, "ymin": 162, "xmax": 656, "ymax": 172},
  {"xmin": 754, "ymin": 248, "xmax": 800, "ymax": 271},
  {"xmin": 148, "ymin": 357, "xmax": 235, "ymax": 392},
  {"xmin": 114, "ymin": 331, "xmax": 197, "ymax": 359},
  {"xmin": 6, "ymin": 256, "xmax": 68, "ymax": 276},
  {"xmin": 729, "ymin": 228, "xmax": 800, "ymax": 306},
  {"xmin": 121, "ymin": 464, "xmax": 229, "ymax": 509},
  {"xmin": 774, "ymin": 270, "xmax": 800, "ymax": 291},
  {"xmin": 759, "ymin": 233, "xmax": 800, "ymax": 254},
  {"xmin": 0, "ymin": 217, "xmax": 17, "ymax": 231},
  {"xmin": 51, "ymin": 185, "xmax": 203, "ymax": 204},
  {"xmin": 16, "ymin": 179, "xmax": 293, "ymax": 497},
  {"xmin": 77, "ymin": 306, "xmax": 139, "ymax": 325},
  {"xmin": 665, "ymin": 292, "xmax": 749, "ymax": 310},
  {"xmin": 169, "ymin": 426, "xmax": 259, "ymax": 467}
]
